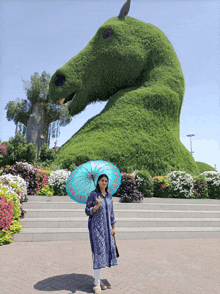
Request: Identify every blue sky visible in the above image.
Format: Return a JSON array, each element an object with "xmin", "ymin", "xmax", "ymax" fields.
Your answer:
[{"xmin": 0, "ymin": 0, "xmax": 219, "ymax": 171}]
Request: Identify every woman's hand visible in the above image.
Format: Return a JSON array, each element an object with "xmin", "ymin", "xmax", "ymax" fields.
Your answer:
[
  {"xmin": 96, "ymin": 196, "xmax": 102, "ymax": 207},
  {"xmin": 111, "ymin": 228, "xmax": 116, "ymax": 236}
]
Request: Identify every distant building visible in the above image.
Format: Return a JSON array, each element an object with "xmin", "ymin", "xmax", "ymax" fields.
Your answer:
[{"xmin": 53, "ymin": 141, "xmax": 59, "ymax": 152}]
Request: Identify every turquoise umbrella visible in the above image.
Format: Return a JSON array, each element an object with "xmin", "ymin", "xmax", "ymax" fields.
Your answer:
[{"xmin": 66, "ymin": 160, "xmax": 121, "ymax": 204}]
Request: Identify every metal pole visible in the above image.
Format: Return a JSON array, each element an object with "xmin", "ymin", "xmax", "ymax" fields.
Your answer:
[{"xmin": 187, "ymin": 134, "xmax": 195, "ymax": 156}]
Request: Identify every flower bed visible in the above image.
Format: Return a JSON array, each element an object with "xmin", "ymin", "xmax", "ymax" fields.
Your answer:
[
  {"xmin": 2, "ymin": 162, "xmax": 48, "ymax": 195},
  {"xmin": 200, "ymin": 171, "xmax": 220, "ymax": 199},
  {"xmin": 152, "ymin": 175, "xmax": 172, "ymax": 198},
  {"xmin": 167, "ymin": 171, "xmax": 194, "ymax": 198},
  {"xmin": 0, "ymin": 184, "xmax": 23, "ymax": 246},
  {"xmin": 192, "ymin": 175, "xmax": 208, "ymax": 199},
  {"xmin": 47, "ymin": 169, "xmax": 71, "ymax": 196},
  {"xmin": 114, "ymin": 172, "xmax": 143, "ymax": 202},
  {"xmin": 151, "ymin": 170, "xmax": 220, "ymax": 200},
  {"xmin": 133, "ymin": 170, "xmax": 154, "ymax": 197},
  {"xmin": 0, "ymin": 174, "xmax": 27, "ymax": 217},
  {"xmin": 1, "ymin": 160, "xmax": 219, "ymax": 201},
  {"xmin": 0, "ymin": 174, "xmax": 27, "ymax": 200}
]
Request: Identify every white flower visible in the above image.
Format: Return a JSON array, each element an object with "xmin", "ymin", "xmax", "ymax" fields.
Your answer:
[
  {"xmin": 0, "ymin": 184, "xmax": 21, "ymax": 206},
  {"xmin": 167, "ymin": 171, "xmax": 194, "ymax": 198},
  {"xmin": 15, "ymin": 161, "xmax": 39, "ymax": 173},
  {"xmin": 48, "ymin": 170, "xmax": 71, "ymax": 188},
  {"xmin": 200, "ymin": 171, "xmax": 220, "ymax": 187},
  {"xmin": 131, "ymin": 170, "xmax": 139, "ymax": 177},
  {"xmin": 0, "ymin": 174, "xmax": 27, "ymax": 197}
]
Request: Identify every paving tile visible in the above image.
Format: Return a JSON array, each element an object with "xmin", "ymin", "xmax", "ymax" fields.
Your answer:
[{"xmin": 1, "ymin": 239, "xmax": 220, "ymax": 294}]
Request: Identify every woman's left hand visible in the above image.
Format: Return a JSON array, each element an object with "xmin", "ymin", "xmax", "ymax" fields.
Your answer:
[{"xmin": 111, "ymin": 228, "xmax": 116, "ymax": 236}]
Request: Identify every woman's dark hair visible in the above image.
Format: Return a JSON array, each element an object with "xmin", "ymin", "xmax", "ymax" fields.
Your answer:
[{"xmin": 96, "ymin": 174, "xmax": 109, "ymax": 193}]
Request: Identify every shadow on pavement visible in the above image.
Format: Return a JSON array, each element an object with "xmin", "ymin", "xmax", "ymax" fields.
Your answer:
[{"xmin": 34, "ymin": 273, "xmax": 111, "ymax": 293}]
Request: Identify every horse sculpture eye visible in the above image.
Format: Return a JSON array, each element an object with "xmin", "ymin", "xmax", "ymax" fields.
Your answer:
[
  {"xmin": 103, "ymin": 30, "xmax": 112, "ymax": 39},
  {"xmin": 55, "ymin": 75, "xmax": 65, "ymax": 86}
]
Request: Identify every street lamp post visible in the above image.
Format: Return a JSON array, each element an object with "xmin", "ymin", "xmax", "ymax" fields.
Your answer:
[{"xmin": 187, "ymin": 134, "xmax": 195, "ymax": 156}]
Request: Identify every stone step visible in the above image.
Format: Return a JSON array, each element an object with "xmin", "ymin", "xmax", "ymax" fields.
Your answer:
[
  {"xmin": 26, "ymin": 195, "xmax": 220, "ymax": 204},
  {"xmin": 19, "ymin": 217, "xmax": 220, "ymax": 228},
  {"xmin": 21, "ymin": 208, "xmax": 220, "ymax": 218},
  {"xmin": 23, "ymin": 201, "xmax": 220, "ymax": 211},
  {"xmin": 14, "ymin": 196, "xmax": 220, "ymax": 242},
  {"xmin": 13, "ymin": 227, "xmax": 220, "ymax": 242}
]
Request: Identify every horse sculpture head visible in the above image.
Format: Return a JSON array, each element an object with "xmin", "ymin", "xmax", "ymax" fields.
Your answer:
[{"xmin": 49, "ymin": 1, "xmax": 198, "ymax": 175}]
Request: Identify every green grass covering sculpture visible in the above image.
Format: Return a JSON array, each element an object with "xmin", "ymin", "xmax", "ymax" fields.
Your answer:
[
  {"xmin": 196, "ymin": 162, "xmax": 216, "ymax": 173},
  {"xmin": 49, "ymin": 1, "xmax": 199, "ymax": 176}
]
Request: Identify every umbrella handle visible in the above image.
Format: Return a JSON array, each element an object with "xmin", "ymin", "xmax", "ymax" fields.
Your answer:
[{"xmin": 113, "ymin": 234, "xmax": 117, "ymax": 245}]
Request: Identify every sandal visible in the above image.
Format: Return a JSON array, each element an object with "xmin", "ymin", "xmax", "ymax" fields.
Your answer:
[
  {"xmin": 93, "ymin": 278, "xmax": 107, "ymax": 290},
  {"xmin": 93, "ymin": 285, "xmax": 103, "ymax": 294},
  {"xmin": 100, "ymin": 281, "xmax": 107, "ymax": 290}
]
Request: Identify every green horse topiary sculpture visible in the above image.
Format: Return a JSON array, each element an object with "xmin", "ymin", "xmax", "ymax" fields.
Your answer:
[{"xmin": 49, "ymin": 1, "xmax": 199, "ymax": 176}]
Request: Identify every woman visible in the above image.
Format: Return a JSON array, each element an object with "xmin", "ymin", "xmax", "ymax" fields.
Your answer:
[{"xmin": 85, "ymin": 174, "xmax": 118, "ymax": 294}]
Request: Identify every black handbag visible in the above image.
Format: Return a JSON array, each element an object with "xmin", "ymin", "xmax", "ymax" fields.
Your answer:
[{"xmin": 113, "ymin": 235, "xmax": 119, "ymax": 258}]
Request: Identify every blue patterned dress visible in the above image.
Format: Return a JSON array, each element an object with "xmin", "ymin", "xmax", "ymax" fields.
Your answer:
[{"xmin": 85, "ymin": 190, "xmax": 118, "ymax": 270}]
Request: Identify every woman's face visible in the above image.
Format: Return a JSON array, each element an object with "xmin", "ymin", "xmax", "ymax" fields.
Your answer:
[{"xmin": 98, "ymin": 176, "xmax": 108, "ymax": 190}]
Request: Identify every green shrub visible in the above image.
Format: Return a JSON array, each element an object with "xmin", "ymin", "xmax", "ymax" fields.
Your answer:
[
  {"xmin": 0, "ymin": 158, "xmax": 4, "ymax": 168},
  {"xmin": 40, "ymin": 143, "xmax": 56, "ymax": 162},
  {"xmin": 167, "ymin": 171, "xmax": 194, "ymax": 198},
  {"xmin": 114, "ymin": 173, "xmax": 143, "ymax": 202},
  {"xmin": 48, "ymin": 169, "xmax": 70, "ymax": 196},
  {"xmin": 135, "ymin": 170, "xmax": 153, "ymax": 197},
  {"xmin": 2, "ymin": 132, "xmax": 36, "ymax": 165},
  {"xmin": 200, "ymin": 171, "xmax": 220, "ymax": 199},
  {"xmin": 69, "ymin": 163, "xmax": 78, "ymax": 171},
  {"xmin": 152, "ymin": 175, "xmax": 172, "ymax": 198},
  {"xmin": 10, "ymin": 220, "xmax": 22, "ymax": 234},
  {"xmin": 0, "ymin": 231, "xmax": 13, "ymax": 246},
  {"xmin": 49, "ymin": 162, "xmax": 62, "ymax": 171},
  {"xmin": 37, "ymin": 185, "xmax": 54, "ymax": 196},
  {"xmin": 40, "ymin": 170, "xmax": 52, "ymax": 176},
  {"xmin": 192, "ymin": 175, "xmax": 208, "ymax": 199},
  {"xmin": 61, "ymin": 155, "xmax": 89, "ymax": 170},
  {"xmin": 26, "ymin": 143, "xmax": 37, "ymax": 163}
]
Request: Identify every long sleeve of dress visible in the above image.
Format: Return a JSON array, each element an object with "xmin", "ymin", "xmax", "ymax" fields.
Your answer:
[
  {"xmin": 85, "ymin": 191, "xmax": 98, "ymax": 216},
  {"xmin": 110, "ymin": 197, "xmax": 116, "ymax": 226}
]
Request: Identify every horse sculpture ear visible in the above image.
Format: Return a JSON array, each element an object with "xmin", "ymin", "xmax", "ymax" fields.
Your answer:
[{"xmin": 118, "ymin": 0, "xmax": 131, "ymax": 19}]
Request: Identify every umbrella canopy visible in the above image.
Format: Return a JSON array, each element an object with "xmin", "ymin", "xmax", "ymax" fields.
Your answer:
[{"xmin": 66, "ymin": 160, "xmax": 121, "ymax": 204}]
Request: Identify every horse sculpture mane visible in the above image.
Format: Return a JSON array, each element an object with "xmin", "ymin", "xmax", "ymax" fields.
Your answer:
[{"xmin": 49, "ymin": 1, "xmax": 198, "ymax": 175}]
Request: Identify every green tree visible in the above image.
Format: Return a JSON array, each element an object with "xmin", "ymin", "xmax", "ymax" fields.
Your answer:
[
  {"xmin": 39, "ymin": 143, "xmax": 56, "ymax": 162},
  {"xmin": 3, "ymin": 131, "xmax": 36, "ymax": 165},
  {"xmin": 5, "ymin": 71, "xmax": 71, "ymax": 157}
]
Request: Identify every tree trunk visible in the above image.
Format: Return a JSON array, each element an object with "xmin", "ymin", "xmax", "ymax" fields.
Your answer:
[{"xmin": 27, "ymin": 103, "xmax": 49, "ymax": 158}]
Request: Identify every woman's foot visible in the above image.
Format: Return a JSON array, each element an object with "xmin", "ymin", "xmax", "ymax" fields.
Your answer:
[
  {"xmin": 93, "ymin": 285, "xmax": 103, "ymax": 293},
  {"xmin": 93, "ymin": 278, "xmax": 107, "ymax": 290},
  {"xmin": 100, "ymin": 281, "xmax": 107, "ymax": 290}
]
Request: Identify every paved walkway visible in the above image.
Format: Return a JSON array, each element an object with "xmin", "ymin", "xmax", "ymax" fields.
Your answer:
[{"xmin": 1, "ymin": 238, "xmax": 220, "ymax": 294}]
